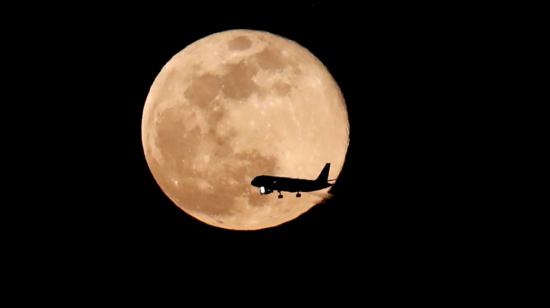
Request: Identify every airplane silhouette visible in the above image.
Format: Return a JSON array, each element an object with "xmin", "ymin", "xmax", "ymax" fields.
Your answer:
[{"xmin": 251, "ymin": 163, "xmax": 333, "ymax": 198}]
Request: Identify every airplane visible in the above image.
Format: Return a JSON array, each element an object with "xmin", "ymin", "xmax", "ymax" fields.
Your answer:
[{"xmin": 250, "ymin": 163, "xmax": 334, "ymax": 199}]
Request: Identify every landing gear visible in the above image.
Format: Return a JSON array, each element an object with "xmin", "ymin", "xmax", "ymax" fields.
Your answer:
[
  {"xmin": 296, "ymin": 192, "xmax": 301, "ymax": 198},
  {"xmin": 277, "ymin": 191, "xmax": 283, "ymax": 199}
]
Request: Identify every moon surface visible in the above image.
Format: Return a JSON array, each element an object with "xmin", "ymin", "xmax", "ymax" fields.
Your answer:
[{"xmin": 142, "ymin": 29, "xmax": 349, "ymax": 230}]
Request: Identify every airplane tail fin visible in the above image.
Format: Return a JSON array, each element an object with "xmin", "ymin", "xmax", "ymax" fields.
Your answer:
[{"xmin": 315, "ymin": 163, "xmax": 330, "ymax": 182}]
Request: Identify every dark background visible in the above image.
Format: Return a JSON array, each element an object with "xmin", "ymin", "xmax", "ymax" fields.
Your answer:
[{"xmin": 4, "ymin": 3, "xmax": 504, "ymax": 284}]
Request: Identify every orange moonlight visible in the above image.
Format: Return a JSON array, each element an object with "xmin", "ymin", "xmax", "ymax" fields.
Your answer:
[{"xmin": 142, "ymin": 30, "xmax": 349, "ymax": 230}]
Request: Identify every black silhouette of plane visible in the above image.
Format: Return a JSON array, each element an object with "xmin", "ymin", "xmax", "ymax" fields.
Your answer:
[{"xmin": 251, "ymin": 163, "xmax": 333, "ymax": 198}]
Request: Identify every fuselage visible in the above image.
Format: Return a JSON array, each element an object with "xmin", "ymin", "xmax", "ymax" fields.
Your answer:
[{"xmin": 250, "ymin": 175, "xmax": 331, "ymax": 193}]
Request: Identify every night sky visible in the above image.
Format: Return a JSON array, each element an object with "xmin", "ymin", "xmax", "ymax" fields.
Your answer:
[{"xmin": 6, "ymin": 3, "xmax": 491, "ymax": 284}]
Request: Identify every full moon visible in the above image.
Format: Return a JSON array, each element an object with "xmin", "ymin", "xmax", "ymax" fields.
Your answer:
[{"xmin": 142, "ymin": 29, "xmax": 349, "ymax": 230}]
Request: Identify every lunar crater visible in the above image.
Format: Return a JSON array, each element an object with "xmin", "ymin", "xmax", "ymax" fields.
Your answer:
[
  {"xmin": 228, "ymin": 36, "xmax": 252, "ymax": 51},
  {"xmin": 220, "ymin": 61, "xmax": 261, "ymax": 100},
  {"xmin": 254, "ymin": 46, "xmax": 291, "ymax": 70}
]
